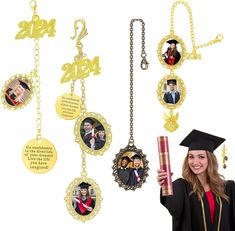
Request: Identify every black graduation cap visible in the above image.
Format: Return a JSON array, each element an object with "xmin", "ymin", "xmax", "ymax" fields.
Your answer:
[
  {"xmin": 96, "ymin": 125, "xmax": 105, "ymax": 131},
  {"xmin": 121, "ymin": 156, "xmax": 132, "ymax": 162},
  {"xmin": 19, "ymin": 80, "xmax": 30, "ymax": 90},
  {"xmin": 167, "ymin": 39, "xmax": 179, "ymax": 45},
  {"xmin": 167, "ymin": 79, "xmax": 177, "ymax": 85},
  {"xmin": 84, "ymin": 118, "xmax": 95, "ymax": 125},
  {"xmin": 78, "ymin": 182, "xmax": 91, "ymax": 189},
  {"xmin": 131, "ymin": 154, "xmax": 142, "ymax": 160},
  {"xmin": 180, "ymin": 129, "xmax": 225, "ymax": 153}
]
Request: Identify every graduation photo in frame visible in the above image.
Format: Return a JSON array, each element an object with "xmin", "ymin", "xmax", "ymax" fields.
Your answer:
[
  {"xmin": 112, "ymin": 146, "xmax": 149, "ymax": 191},
  {"xmin": 157, "ymin": 74, "xmax": 186, "ymax": 110},
  {"xmin": 1, "ymin": 74, "xmax": 33, "ymax": 110},
  {"xmin": 74, "ymin": 112, "xmax": 112, "ymax": 156}
]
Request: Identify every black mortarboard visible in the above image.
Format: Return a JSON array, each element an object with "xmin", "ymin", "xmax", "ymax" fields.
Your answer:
[
  {"xmin": 96, "ymin": 125, "xmax": 105, "ymax": 131},
  {"xmin": 78, "ymin": 182, "xmax": 91, "ymax": 189},
  {"xmin": 180, "ymin": 129, "xmax": 225, "ymax": 153},
  {"xmin": 167, "ymin": 79, "xmax": 177, "ymax": 85},
  {"xmin": 131, "ymin": 154, "xmax": 142, "ymax": 160},
  {"xmin": 84, "ymin": 118, "xmax": 94, "ymax": 125},
  {"xmin": 19, "ymin": 80, "xmax": 30, "ymax": 90},
  {"xmin": 167, "ymin": 39, "xmax": 179, "ymax": 45},
  {"xmin": 121, "ymin": 156, "xmax": 132, "ymax": 162}
]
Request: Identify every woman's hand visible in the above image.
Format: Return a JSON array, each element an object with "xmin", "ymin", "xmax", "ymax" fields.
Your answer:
[{"xmin": 157, "ymin": 169, "xmax": 168, "ymax": 187}]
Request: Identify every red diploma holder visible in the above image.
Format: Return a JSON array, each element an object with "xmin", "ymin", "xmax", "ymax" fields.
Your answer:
[{"xmin": 157, "ymin": 136, "xmax": 173, "ymax": 196}]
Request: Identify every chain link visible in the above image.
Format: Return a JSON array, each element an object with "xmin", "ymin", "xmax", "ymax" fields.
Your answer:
[
  {"xmin": 81, "ymin": 151, "xmax": 87, "ymax": 177},
  {"xmin": 129, "ymin": 19, "xmax": 148, "ymax": 146},
  {"xmin": 80, "ymin": 79, "xmax": 87, "ymax": 113},
  {"xmin": 170, "ymin": 1, "xmax": 223, "ymax": 57},
  {"xmin": 70, "ymin": 80, "xmax": 75, "ymax": 95},
  {"xmin": 32, "ymin": 39, "xmax": 42, "ymax": 140}
]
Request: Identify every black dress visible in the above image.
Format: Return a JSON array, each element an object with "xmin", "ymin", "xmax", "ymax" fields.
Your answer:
[{"xmin": 160, "ymin": 178, "xmax": 235, "ymax": 231}]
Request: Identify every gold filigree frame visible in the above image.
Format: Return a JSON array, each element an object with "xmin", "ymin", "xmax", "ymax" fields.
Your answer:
[
  {"xmin": 74, "ymin": 112, "xmax": 112, "ymax": 156},
  {"xmin": 1, "ymin": 74, "xmax": 34, "ymax": 110},
  {"xmin": 112, "ymin": 145, "xmax": 149, "ymax": 191},
  {"xmin": 157, "ymin": 35, "xmax": 186, "ymax": 70},
  {"xmin": 65, "ymin": 176, "xmax": 102, "ymax": 222},
  {"xmin": 157, "ymin": 74, "xmax": 186, "ymax": 110}
]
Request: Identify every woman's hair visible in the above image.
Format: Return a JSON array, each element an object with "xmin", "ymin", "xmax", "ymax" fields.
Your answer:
[
  {"xmin": 79, "ymin": 189, "xmax": 90, "ymax": 198},
  {"xmin": 182, "ymin": 151, "xmax": 229, "ymax": 202}
]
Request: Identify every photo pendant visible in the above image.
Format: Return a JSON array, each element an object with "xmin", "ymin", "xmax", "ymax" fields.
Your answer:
[
  {"xmin": 55, "ymin": 92, "xmax": 81, "ymax": 120},
  {"xmin": 112, "ymin": 145, "xmax": 149, "ymax": 191},
  {"xmin": 65, "ymin": 176, "xmax": 102, "ymax": 222},
  {"xmin": 22, "ymin": 138, "xmax": 57, "ymax": 174},
  {"xmin": 74, "ymin": 112, "xmax": 112, "ymax": 156},
  {"xmin": 1, "ymin": 74, "xmax": 34, "ymax": 110}
]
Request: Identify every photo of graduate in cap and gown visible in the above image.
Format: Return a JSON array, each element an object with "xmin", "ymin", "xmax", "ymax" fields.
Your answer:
[
  {"xmin": 129, "ymin": 154, "xmax": 144, "ymax": 186},
  {"xmin": 81, "ymin": 118, "xmax": 96, "ymax": 150},
  {"xmin": 73, "ymin": 182, "xmax": 95, "ymax": 216},
  {"xmin": 157, "ymin": 129, "xmax": 235, "ymax": 231},
  {"xmin": 5, "ymin": 79, "xmax": 30, "ymax": 107},
  {"xmin": 163, "ymin": 39, "xmax": 181, "ymax": 65},
  {"xmin": 95, "ymin": 125, "xmax": 106, "ymax": 150},
  {"xmin": 117, "ymin": 156, "xmax": 132, "ymax": 185},
  {"xmin": 163, "ymin": 79, "xmax": 180, "ymax": 104}
]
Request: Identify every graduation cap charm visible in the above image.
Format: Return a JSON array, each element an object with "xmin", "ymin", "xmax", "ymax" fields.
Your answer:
[{"xmin": 156, "ymin": 0, "xmax": 223, "ymax": 132}]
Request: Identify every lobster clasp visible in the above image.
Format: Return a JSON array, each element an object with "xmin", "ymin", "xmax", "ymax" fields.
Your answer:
[{"xmin": 141, "ymin": 57, "xmax": 149, "ymax": 70}]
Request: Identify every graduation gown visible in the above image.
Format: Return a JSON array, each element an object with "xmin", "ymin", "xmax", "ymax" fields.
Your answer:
[
  {"xmin": 117, "ymin": 167, "xmax": 131, "ymax": 185},
  {"xmin": 160, "ymin": 178, "xmax": 235, "ymax": 231},
  {"xmin": 163, "ymin": 91, "xmax": 180, "ymax": 104},
  {"xmin": 82, "ymin": 132, "xmax": 94, "ymax": 148},
  {"xmin": 95, "ymin": 138, "xmax": 105, "ymax": 150},
  {"xmin": 129, "ymin": 167, "xmax": 144, "ymax": 186},
  {"xmin": 74, "ymin": 197, "xmax": 95, "ymax": 216}
]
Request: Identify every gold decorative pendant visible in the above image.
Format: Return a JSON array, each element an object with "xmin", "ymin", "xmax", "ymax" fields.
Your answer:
[
  {"xmin": 65, "ymin": 176, "xmax": 102, "ymax": 222},
  {"xmin": 1, "ymin": 74, "xmax": 34, "ymax": 110},
  {"xmin": 156, "ymin": 0, "xmax": 223, "ymax": 132},
  {"xmin": 1, "ymin": 0, "xmax": 57, "ymax": 172},
  {"xmin": 157, "ymin": 74, "xmax": 186, "ymax": 132},
  {"xmin": 22, "ymin": 138, "xmax": 57, "ymax": 174},
  {"xmin": 55, "ymin": 93, "xmax": 81, "ymax": 120},
  {"xmin": 74, "ymin": 112, "xmax": 112, "ymax": 156},
  {"xmin": 58, "ymin": 19, "xmax": 111, "ymax": 221}
]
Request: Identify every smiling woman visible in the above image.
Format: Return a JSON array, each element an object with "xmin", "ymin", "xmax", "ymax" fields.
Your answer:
[{"xmin": 157, "ymin": 129, "xmax": 235, "ymax": 231}]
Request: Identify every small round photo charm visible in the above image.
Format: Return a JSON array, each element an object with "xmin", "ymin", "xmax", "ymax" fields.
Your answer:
[
  {"xmin": 22, "ymin": 138, "xmax": 57, "ymax": 174},
  {"xmin": 65, "ymin": 176, "xmax": 102, "ymax": 222},
  {"xmin": 74, "ymin": 112, "xmax": 112, "ymax": 156},
  {"xmin": 55, "ymin": 92, "xmax": 81, "ymax": 120},
  {"xmin": 112, "ymin": 145, "xmax": 149, "ymax": 191},
  {"xmin": 1, "ymin": 74, "xmax": 34, "ymax": 110}
]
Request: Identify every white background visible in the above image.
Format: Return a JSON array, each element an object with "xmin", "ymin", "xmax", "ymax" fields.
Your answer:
[{"xmin": 0, "ymin": 0, "xmax": 234, "ymax": 230}]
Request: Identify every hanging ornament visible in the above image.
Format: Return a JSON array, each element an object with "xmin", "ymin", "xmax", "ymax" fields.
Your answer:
[
  {"xmin": 1, "ymin": 0, "xmax": 57, "ymax": 173},
  {"xmin": 112, "ymin": 19, "xmax": 149, "ymax": 191},
  {"xmin": 157, "ymin": 0, "xmax": 223, "ymax": 132}
]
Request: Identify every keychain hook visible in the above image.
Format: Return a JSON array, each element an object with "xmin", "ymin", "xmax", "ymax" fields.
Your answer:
[{"xmin": 71, "ymin": 19, "xmax": 88, "ymax": 47}]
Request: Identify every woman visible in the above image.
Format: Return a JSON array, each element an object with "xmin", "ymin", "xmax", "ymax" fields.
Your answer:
[
  {"xmin": 163, "ymin": 39, "xmax": 181, "ymax": 65},
  {"xmin": 157, "ymin": 129, "xmax": 235, "ymax": 231},
  {"xmin": 73, "ymin": 182, "xmax": 95, "ymax": 216},
  {"xmin": 95, "ymin": 125, "xmax": 106, "ymax": 150}
]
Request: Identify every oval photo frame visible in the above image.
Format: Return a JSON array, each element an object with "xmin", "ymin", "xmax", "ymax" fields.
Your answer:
[
  {"xmin": 157, "ymin": 74, "xmax": 186, "ymax": 110},
  {"xmin": 112, "ymin": 145, "xmax": 149, "ymax": 191},
  {"xmin": 1, "ymin": 74, "xmax": 34, "ymax": 110},
  {"xmin": 74, "ymin": 112, "xmax": 112, "ymax": 156},
  {"xmin": 157, "ymin": 35, "xmax": 186, "ymax": 70},
  {"xmin": 65, "ymin": 176, "xmax": 102, "ymax": 222}
]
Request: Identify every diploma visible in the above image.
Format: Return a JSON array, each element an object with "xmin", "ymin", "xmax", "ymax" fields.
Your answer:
[
  {"xmin": 157, "ymin": 136, "xmax": 173, "ymax": 196},
  {"xmin": 91, "ymin": 128, "xmax": 94, "ymax": 137}
]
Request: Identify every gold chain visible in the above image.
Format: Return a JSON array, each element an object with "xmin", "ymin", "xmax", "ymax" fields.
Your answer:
[
  {"xmin": 70, "ymin": 80, "xmax": 75, "ymax": 95},
  {"xmin": 129, "ymin": 19, "xmax": 149, "ymax": 146},
  {"xmin": 80, "ymin": 79, "xmax": 87, "ymax": 113},
  {"xmin": 170, "ymin": 1, "xmax": 223, "ymax": 59},
  {"xmin": 81, "ymin": 151, "xmax": 87, "ymax": 177}
]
